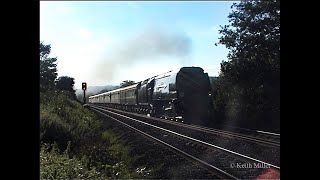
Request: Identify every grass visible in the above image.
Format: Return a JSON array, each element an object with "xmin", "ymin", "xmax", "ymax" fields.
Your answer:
[{"xmin": 40, "ymin": 90, "xmax": 150, "ymax": 179}]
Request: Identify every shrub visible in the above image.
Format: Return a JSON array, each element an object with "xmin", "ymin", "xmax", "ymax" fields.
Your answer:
[
  {"xmin": 40, "ymin": 142, "xmax": 107, "ymax": 179},
  {"xmin": 40, "ymin": 90, "xmax": 149, "ymax": 178}
]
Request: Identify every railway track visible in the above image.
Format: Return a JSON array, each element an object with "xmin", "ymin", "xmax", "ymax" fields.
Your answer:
[
  {"xmin": 91, "ymin": 104, "xmax": 280, "ymax": 166},
  {"xmin": 90, "ymin": 105, "xmax": 280, "ymax": 179},
  {"xmin": 93, "ymin": 104, "xmax": 279, "ymax": 147},
  {"xmin": 213, "ymin": 124, "xmax": 280, "ymax": 145},
  {"xmin": 96, "ymin": 112, "xmax": 222, "ymax": 179}
]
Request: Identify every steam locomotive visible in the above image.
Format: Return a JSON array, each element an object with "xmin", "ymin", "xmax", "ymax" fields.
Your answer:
[{"xmin": 88, "ymin": 67, "xmax": 212, "ymax": 126}]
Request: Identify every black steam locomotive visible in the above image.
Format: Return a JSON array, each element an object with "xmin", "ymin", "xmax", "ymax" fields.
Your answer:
[{"xmin": 89, "ymin": 67, "xmax": 212, "ymax": 126}]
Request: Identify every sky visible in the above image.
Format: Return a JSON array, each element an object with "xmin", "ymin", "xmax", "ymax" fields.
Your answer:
[{"xmin": 40, "ymin": 1, "xmax": 236, "ymax": 89}]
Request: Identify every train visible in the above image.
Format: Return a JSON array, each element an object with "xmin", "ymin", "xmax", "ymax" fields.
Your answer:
[{"xmin": 88, "ymin": 67, "xmax": 212, "ymax": 126}]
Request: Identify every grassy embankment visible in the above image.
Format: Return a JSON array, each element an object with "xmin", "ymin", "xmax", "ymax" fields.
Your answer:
[{"xmin": 40, "ymin": 90, "xmax": 150, "ymax": 179}]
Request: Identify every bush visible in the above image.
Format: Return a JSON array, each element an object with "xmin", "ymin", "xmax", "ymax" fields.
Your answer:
[
  {"xmin": 80, "ymin": 130, "xmax": 141, "ymax": 179},
  {"xmin": 40, "ymin": 110, "xmax": 72, "ymax": 151},
  {"xmin": 40, "ymin": 142, "xmax": 107, "ymax": 179},
  {"xmin": 40, "ymin": 90, "xmax": 149, "ymax": 178},
  {"xmin": 40, "ymin": 90, "xmax": 102, "ymax": 152}
]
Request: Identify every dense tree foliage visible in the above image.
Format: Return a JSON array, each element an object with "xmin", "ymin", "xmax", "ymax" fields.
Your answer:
[
  {"xmin": 120, "ymin": 80, "xmax": 135, "ymax": 88},
  {"xmin": 212, "ymin": 0, "xmax": 280, "ymax": 132},
  {"xmin": 40, "ymin": 41, "xmax": 58, "ymax": 92},
  {"xmin": 55, "ymin": 76, "xmax": 76, "ymax": 99}
]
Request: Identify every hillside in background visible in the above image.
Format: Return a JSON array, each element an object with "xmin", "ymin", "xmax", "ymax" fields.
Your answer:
[
  {"xmin": 76, "ymin": 85, "xmax": 119, "ymax": 103},
  {"xmin": 75, "ymin": 85, "xmax": 118, "ymax": 96}
]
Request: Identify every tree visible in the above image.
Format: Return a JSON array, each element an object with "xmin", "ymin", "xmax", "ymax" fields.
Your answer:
[
  {"xmin": 216, "ymin": 0, "xmax": 280, "ymax": 83},
  {"xmin": 40, "ymin": 41, "xmax": 58, "ymax": 92},
  {"xmin": 212, "ymin": 0, "xmax": 280, "ymax": 132},
  {"xmin": 55, "ymin": 76, "xmax": 76, "ymax": 98},
  {"xmin": 120, "ymin": 80, "xmax": 135, "ymax": 88}
]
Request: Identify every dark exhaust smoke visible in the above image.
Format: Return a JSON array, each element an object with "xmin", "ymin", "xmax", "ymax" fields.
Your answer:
[{"xmin": 93, "ymin": 27, "xmax": 192, "ymax": 84}]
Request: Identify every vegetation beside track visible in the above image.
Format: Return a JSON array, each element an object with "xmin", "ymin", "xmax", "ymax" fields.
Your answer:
[{"xmin": 40, "ymin": 90, "xmax": 151, "ymax": 179}]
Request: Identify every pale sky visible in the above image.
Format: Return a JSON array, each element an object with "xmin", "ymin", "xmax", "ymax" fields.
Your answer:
[{"xmin": 40, "ymin": 1, "xmax": 236, "ymax": 89}]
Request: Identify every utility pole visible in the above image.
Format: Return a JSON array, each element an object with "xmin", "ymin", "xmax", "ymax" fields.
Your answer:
[{"xmin": 82, "ymin": 82, "xmax": 87, "ymax": 104}]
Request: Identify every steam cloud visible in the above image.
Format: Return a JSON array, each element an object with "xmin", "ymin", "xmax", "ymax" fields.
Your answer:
[{"xmin": 94, "ymin": 27, "xmax": 192, "ymax": 84}]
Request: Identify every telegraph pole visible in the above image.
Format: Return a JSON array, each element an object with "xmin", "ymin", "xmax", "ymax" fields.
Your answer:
[{"xmin": 82, "ymin": 82, "xmax": 87, "ymax": 104}]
